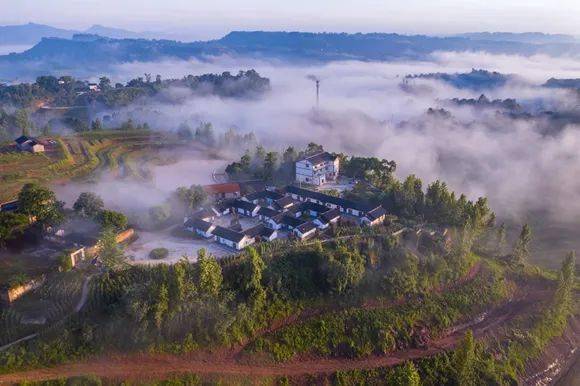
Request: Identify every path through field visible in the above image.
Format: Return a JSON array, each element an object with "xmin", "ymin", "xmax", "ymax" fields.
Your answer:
[{"xmin": 0, "ymin": 280, "xmax": 549, "ymax": 383}]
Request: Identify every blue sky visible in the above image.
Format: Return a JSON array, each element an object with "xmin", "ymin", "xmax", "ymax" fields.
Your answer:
[{"xmin": 1, "ymin": 0, "xmax": 579, "ymax": 39}]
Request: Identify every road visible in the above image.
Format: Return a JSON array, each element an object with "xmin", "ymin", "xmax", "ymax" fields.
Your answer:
[{"xmin": 0, "ymin": 275, "xmax": 549, "ymax": 383}]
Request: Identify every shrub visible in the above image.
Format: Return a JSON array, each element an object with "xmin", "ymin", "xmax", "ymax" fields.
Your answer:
[{"xmin": 150, "ymin": 248, "xmax": 169, "ymax": 260}]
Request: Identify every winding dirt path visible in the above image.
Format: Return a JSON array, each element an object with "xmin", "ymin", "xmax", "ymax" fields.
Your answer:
[{"xmin": 0, "ymin": 281, "xmax": 547, "ymax": 384}]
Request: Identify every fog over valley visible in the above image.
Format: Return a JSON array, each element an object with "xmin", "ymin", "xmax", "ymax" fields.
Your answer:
[{"xmin": 46, "ymin": 51, "xmax": 577, "ymax": 267}]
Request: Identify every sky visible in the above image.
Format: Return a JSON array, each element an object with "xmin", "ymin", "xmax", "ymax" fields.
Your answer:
[{"xmin": 1, "ymin": 0, "xmax": 579, "ymax": 40}]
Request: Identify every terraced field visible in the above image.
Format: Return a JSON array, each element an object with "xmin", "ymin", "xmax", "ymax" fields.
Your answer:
[{"xmin": 0, "ymin": 130, "xmax": 184, "ymax": 202}]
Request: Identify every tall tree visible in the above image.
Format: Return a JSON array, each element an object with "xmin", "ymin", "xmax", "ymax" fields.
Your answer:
[
  {"xmin": 392, "ymin": 361, "xmax": 421, "ymax": 386},
  {"xmin": 554, "ymin": 251, "xmax": 576, "ymax": 315},
  {"xmin": 512, "ymin": 224, "xmax": 532, "ymax": 264},
  {"xmin": 197, "ymin": 249, "xmax": 223, "ymax": 297},
  {"xmin": 98, "ymin": 227, "xmax": 127, "ymax": 270},
  {"xmin": 454, "ymin": 330, "xmax": 476, "ymax": 385},
  {"xmin": 496, "ymin": 223, "xmax": 506, "ymax": 255},
  {"xmin": 14, "ymin": 109, "xmax": 31, "ymax": 136},
  {"xmin": 73, "ymin": 192, "xmax": 104, "ymax": 218},
  {"xmin": 241, "ymin": 247, "xmax": 266, "ymax": 310}
]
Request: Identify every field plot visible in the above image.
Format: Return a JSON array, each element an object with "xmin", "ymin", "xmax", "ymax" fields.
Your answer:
[{"xmin": 0, "ymin": 131, "xmax": 190, "ymax": 203}]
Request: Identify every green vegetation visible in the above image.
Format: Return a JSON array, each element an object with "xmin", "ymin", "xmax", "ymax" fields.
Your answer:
[
  {"xmin": 149, "ymin": 248, "xmax": 169, "ymax": 260},
  {"xmin": 251, "ymin": 261, "xmax": 506, "ymax": 362},
  {"xmin": 0, "ymin": 211, "xmax": 28, "ymax": 248}
]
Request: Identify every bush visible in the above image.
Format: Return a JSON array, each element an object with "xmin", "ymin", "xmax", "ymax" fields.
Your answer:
[{"xmin": 150, "ymin": 248, "xmax": 169, "ymax": 260}]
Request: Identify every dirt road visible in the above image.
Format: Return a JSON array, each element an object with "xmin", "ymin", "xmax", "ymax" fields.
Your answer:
[{"xmin": 0, "ymin": 284, "xmax": 546, "ymax": 384}]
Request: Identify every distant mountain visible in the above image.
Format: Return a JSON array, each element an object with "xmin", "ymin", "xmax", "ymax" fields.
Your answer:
[
  {"xmin": 405, "ymin": 69, "xmax": 514, "ymax": 90},
  {"xmin": 0, "ymin": 23, "xmax": 76, "ymax": 45},
  {"xmin": 0, "ymin": 22, "xmax": 150, "ymax": 46},
  {"xmin": 543, "ymin": 78, "xmax": 580, "ymax": 89},
  {"xmin": 1, "ymin": 31, "xmax": 580, "ymax": 79},
  {"xmin": 455, "ymin": 32, "xmax": 578, "ymax": 44},
  {"xmin": 83, "ymin": 25, "xmax": 145, "ymax": 39}
]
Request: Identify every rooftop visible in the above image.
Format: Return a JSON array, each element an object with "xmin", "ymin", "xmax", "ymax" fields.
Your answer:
[
  {"xmin": 212, "ymin": 226, "xmax": 246, "ymax": 243},
  {"xmin": 185, "ymin": 217, "xmax": 214, "ymax": 232},
  {"xmin": 203, "ymin": 183, "xmax": 241, "ymax": 195},
  {"xmin": 296, "ymin": 221, "xmax": 317, "ymax": 234},
  {"xmin": 232, "ymin": 199, "xmax": 259, "ymax": 212},
  {"xmin": 245, "ymin": 190, "xmax": 284, "ymax": 202},
  {"xmin": 299, "ymin": 152, "xmax": 338, "ymax": 165}
]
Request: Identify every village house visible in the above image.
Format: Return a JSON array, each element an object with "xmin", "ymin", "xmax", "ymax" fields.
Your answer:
[
  {"xmin": 285, "ymin": 185, "xmax": 385, "ymax": 224},
  {"xmin": 14, "ymin": 135, "xmax": 45, "ymax": 153},
  {"xmin": 88, "ymin": 83, "xmax": 100, "ymax": 92},
  {"xmin": 361, "ymin": 206, "xmax": 388, "ymax": 226},
  {"xmin": 243, "ymin": 224, "xmax": 278, "ymax": 242},
  {"xmin": 232, "ymin": 199, "xmax": 260, "ymax": 217},
  {"xmin": 295, "ymin": 152, "xmax": 340, "ymax": 186},
  {"xmin": 314, "ymin": 208, "xmax": 341, "ymax": 229},
  {"xmin": 212, "ymin": 226, "xmax": 255, "ymax": 250},
  {"xmin": 184, "ymin": 217, "xmax": 216, "ymax": 238},
  {"xmin": 203, "ymin": 183, "xmax": 241, "ymax": 200},
  {"xmin": 293, "ymin": 221, "xmax": 317, "ymax": 240},
  {"xmin": 257, "ymin": 206, "xmax": 280, "ymax": 222},
  {"xmin": 273, "ymin": 196, "xmax": 296, "ymax": 211},
  {"xmin": 244, "ymin": 190, "xmax": 284, "ymax": 205}
]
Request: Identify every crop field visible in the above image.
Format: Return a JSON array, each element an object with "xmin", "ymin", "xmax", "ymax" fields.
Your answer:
[{"xmin": 0, "ymin": 131, "xmax": 186, "ymax": 202}]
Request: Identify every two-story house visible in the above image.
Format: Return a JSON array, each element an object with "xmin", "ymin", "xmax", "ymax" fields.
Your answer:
[{"xmin": 295, "ymin": 152, "xmax": 339, "ymax": 186}]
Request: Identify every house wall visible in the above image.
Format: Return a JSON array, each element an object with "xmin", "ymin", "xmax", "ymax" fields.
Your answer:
[
  {"xmin": 0, "ymin": 277, "xmax": 45, "ymax": 304},
  {"xmin": 70, "ymin": 248, "xmax": 85, "ymax": 267}
]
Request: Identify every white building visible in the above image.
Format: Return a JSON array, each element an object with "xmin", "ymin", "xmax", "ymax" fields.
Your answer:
[
  {"xmin": 212, "ymin": 226, "xmax": 255, "ymax": 250},
  {"xmin": 184, "ymin": 218, "xmax": 216, "ymax": 239},
  {"xmin": 15, "ymin": 136, "xmax": 45, "ymax": 153},
  {"xmin": 295, "ymin": 152, "xmax": 339, "ymax": 186}
]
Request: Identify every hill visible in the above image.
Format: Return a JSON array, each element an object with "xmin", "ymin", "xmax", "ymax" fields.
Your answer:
[
  {"xmin": 2, "ymin": 31, "xmax": 580, "ymax": 79},
  {"xmin": 0, "ymin": 23, "xmax": 150, "ymax": 47}
]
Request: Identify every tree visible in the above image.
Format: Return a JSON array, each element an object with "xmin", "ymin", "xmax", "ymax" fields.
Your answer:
[
  {"xmin": 99, "ymin": 76, "xmax": 112, "ymax": 91},
  {"xmin": 512, "ymin": 224, "xmax": 532, "ymax": 264},
  {"xmin": 263, "ymin": 151, "xmax": 279, "ymax": 182},
  {"xmin": 98, "ymin": 210, "xmax": 128, "ymax": 232},
  {"xmin": 14, "ymin": 109, "xmax": 31, "ymax": 136},
  {"xmin": 91, "ymin": 118, "xmax": 103, "ymax": 131},
  {"xmin": 454, "ymin": 330, "xmax": 476, "ymax": 385},
  {"xmin": 305, "ymin": 142, "xmax": 323, "ymax": 155},
  {"xmin": 240, "ymin": 151, "xmax": 251, "ymax": 171},
  {"xmin": 169, "ymin": 261, "xmax": 188, "ymax": 304},
  {"xmin": 282, "ymin": 146, "xmax": 298, "ymax": 164},
  {"xmin": 392, "ymin": 361, "xmax": 421, "ymax": 386},
  {"xmin": 241, "ymin": 247, "xmax": 266, "ymax": 309},
  {"xmin": 153, "ymin": 283, "xmax": 169, "ymax": 329},
  {"xmin": 97, "ymin": 227, "xmax": 127, "ymax": 270},
  {"xmin": 323, "ymin": 245, "xmax": 366, "ymax": 294},
  {"xmin": 149, "ymin": 204, "xmax": 171, "ymax": 226},
  {"xmin": 554, "ymin": 251, "xmax": 576, "ymax": 316},
  {"xmin": 496, "ymin": 223, "xmax": 506, "ymax": 256},
  {"xmin": 18, "ymin": 183, "xmax": 64, "ymax": 226},
  {"xmin": 197, "ymin": 249, "xmax": 223, "ymax": 297},
  {"xmin": 0, "ymin": 212, "xmax": 29, "ymax": 248},
  {"xmin": 73, "ymin": 192, "xmax": 104, "ymax": 218},
  {"xmin": 177, "ymin": 122, "xmax": 193, "ymax": 140},
  {"xmin": 175, "ymin": 185, "xmax": 207, "ymax": 210}
]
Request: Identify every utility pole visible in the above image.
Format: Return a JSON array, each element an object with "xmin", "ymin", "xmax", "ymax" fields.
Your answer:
[{"xmin": 316, "ymin": 80, "xmax": 320, "ymax": 109}]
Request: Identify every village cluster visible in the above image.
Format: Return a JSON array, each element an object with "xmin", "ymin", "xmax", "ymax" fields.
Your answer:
[{"xmin": 184, "ymin": 152, "xmax": 387, "ymax": 250}]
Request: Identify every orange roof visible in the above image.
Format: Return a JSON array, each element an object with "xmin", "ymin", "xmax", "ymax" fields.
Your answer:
[{"xmin": 203, "ymin": 183, "xmax": 241, "ymax": 194}]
